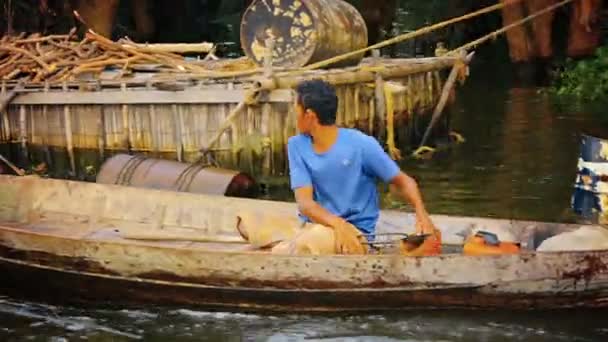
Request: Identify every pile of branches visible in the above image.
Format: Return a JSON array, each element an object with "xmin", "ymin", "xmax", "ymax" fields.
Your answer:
[{"xmin": 0, "ymin": 29, "xmax": 255, "ymax": 84}]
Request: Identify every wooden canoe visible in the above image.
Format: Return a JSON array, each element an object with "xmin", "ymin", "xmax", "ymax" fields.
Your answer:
[{"xmin": 0, "ymin": 174, "xmax": 607, "ymax": 311}]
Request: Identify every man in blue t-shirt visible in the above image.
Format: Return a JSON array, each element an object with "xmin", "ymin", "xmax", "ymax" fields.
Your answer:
[{"xmin": 287, "ymin": 79, "xmax": 437, "ymax": 254}]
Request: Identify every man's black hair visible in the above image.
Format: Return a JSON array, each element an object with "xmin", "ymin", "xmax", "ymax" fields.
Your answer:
[{"xmin": 295, "ymin": 79, "xmax": 338, "ymax": 125}]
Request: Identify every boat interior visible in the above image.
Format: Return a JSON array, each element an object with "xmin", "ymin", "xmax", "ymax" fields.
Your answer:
[{"xmin": 0, "ymin": 175, "xmax": 593, "ymax": 255}]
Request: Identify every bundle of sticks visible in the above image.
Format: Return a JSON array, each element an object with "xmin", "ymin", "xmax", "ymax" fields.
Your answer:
[{"xmin": 0, "ymin": 28, "xmax": 254, "ymax": 84}]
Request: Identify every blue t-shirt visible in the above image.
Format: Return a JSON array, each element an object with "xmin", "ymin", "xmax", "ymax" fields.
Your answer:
[{"xmin": 287, "ymin": 128, "xmax": 400, "ymax": 235}]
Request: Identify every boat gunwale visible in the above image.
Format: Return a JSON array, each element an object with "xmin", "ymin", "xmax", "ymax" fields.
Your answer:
[{"xmin": 2, "ymin": 221, "xmax": 608, "ymax": 259}]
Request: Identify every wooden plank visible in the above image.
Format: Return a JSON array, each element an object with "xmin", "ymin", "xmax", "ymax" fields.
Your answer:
[{"xmin": 3, "ymin": 89, "xmax": 294, "ymax": 105}]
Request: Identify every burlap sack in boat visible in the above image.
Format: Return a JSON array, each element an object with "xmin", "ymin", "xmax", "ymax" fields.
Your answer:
[
  {"xmin": 235, "ymin": 211, "xmax": 367, "ymax": 255},
  {"xmin": 537, "ymin": 225, "xmax": 608, "ymax": 252}
]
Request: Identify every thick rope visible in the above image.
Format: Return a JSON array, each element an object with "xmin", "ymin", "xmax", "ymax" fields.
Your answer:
[{"xmin": 449, "ymin": 0, "xmax": 577, "ymax": 55}]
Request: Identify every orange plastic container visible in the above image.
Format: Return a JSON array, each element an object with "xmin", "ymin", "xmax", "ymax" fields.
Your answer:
[
  {"xmin": 400, "ymin": 229, "xmax": 442, "ymax": 256},
  {"xmin": 463, "ymin": 231, "xmax": 520, "ymax": 256}
]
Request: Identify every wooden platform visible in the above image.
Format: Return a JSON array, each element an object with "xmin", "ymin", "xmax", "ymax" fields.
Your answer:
[{"xmin": 0, "ymin": 55, "xmax": 463, "ymax": 178}]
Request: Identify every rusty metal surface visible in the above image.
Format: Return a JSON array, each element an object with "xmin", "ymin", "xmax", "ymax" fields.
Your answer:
[
  {"xmin": 240, "ymin": 0, "xmax": 368, "ymax": 68},
  {"xmin": 572, "ymin": 134, "xmax": 608, "ymax": 221},
  {"xmin": 96, "ymin": 154, "xmax": 257, "ymax": 197}
]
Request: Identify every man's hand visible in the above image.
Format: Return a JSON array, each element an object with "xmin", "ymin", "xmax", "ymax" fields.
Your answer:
[
  {"xmin": 332, "ymin": 219, "xmax": 367, "ymax": 255},
  {"xmin": 415, "ymin": 212, "xmax": 437, "ymax": 235}
]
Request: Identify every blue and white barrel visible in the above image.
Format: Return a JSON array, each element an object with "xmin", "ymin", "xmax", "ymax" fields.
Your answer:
[{"xmin": 571, "ymin": 134, "xmax": 608, "ymax": 221}]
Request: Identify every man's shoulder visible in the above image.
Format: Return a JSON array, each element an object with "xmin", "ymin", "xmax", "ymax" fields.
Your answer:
[
  {"xmin": 340, "ymin": 128, "xmax": 375, "ymax": 145},
  {"xmin": 288, "ymin": 134, "xmax": 309, "ymax": 145}
]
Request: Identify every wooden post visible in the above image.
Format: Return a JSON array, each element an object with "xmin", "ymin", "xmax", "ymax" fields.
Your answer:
[
  {"xmin": 172, "ymin": 104, "xmax": 183, "ymax": 162},
  {"xmin": 368, "ymin": 98, "xmax": 375, "ymax": 134},
  {"xmin": 0, "ymin": 82, "xmax": 7, "ymax": 141},
  {"xmin": 262, "ymin": 38, "xmax": 275, "ymax": 176},
  {"xmin": 98, "ymin": 105, "xmax": 106, "ymax": 161},
  {"xmin": 42, "ymin": 82, "xmax": 53, "ymax": 170},
  {"xmin": 63, "ymin": 83, "xmax": 76, "ymax": 175},
  {"xmin": 354, "ymin": 85, "xmax": 360, "ymax": 128},
  {"xmin": 19, "ymin": 105, "xmax": 28, "ymax": 165},
  {"xmin": 373, "ymin": 50, "xmax": 386, "ymax": 139},
  {"xmin": 1, "ymin": 82, "xmax": 16, "ymax": 142},
  {"xmin": 147, "ymin": 82, "xmax": 159, "ymax": 158},
  {"xmin": 121, "ymin": 82, "xmax": 130, "ymax": 153},
  {"xmin": 178, "ymin": 105, "xmax": 188, "ymax": 161}
]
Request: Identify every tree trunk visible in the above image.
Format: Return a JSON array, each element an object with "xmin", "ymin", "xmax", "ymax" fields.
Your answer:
[
  {"xmin": 567, "ymin": 0, "xmax": 603, "ymax": 58},
  {"xmin": 75, "ymin": 0, "xmax": 120, "ymax": 38},
  {"xmin": 130, "ymin": 0, "xmax": 155, "ymax": 41},
  {"xmin": 501, "ymin": 0, "xmax": 535, "ymax": 62},
  {"xmin": 359, "ymin": 0, "xmax": 398, "ymax": 46},
  {"xmin": 528, "ymin": 0, "xmax": 557, "ymax": 59}
]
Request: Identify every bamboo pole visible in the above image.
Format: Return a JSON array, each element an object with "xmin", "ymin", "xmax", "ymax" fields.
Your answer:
[
  {"xmin": 62, "ymin": 83, "xmax": 76, "ymax": 174},
  {"xmin": 373, "ymin": 50, "xmax": 386, "ymax": 139},
  {"xmin": 0, "ymin": 82, "xmax": 15, "ymax": 141},
  {"xmin": 255, "ymin": 57, "xmax": 456, "ymax": 91},
  {"xmin": 120, "ymin": 83, "xmax": 130, "ymax": 152},
  {"xmin": 172, "ymin": 104, "xmax": 183, "ymax": 162},
  {"xmin": 418, "ymin": 51, "xmax": 469, "ymax": 149},
  {"xmin": 368, "ymin": 98, "xmax": 375, "ymax": 134},
  {"xmin": 42, "ymin": 82, "xmax": 53, "ymax": 169},
  {"xmin": 119, "ymin": 232, "xmax": 247, "ymax": 244},
  {"xmin": 0, "ymin": 153, "xmax": 25, "ymax": 175},
  {"xmin": 354, "ymin": 85, "xmax": 360, "ymax": 125},
  {"xmin": 98, "ymin": 105, "xmax": 106, "ymax": 161},
  {"xmin": 122, "ymin": 42, "xmax": 214, "ymax": 54},
  {"xmin": 19, "ymin": 105, "xmax": 28, "ymax": 164},
  {"xmin": 262, "ymin": 40, "xmax": 274, "ymax": 176},
  {"xmin": 146, "ymin": 82, "xmax": 159, "ymax": 157},
  {"xmin": 199, "ymin": 87, "xmax": 260, "ymax": 154}
]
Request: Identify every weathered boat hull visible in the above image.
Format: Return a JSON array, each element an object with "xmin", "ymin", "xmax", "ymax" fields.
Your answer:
[
  {"xmin": 0, "ymin": 175, "xmax": 607, "ymax": 311},
  {"xmin": 1, "ymin": 244, "xmax": 607, "ymax": 311},
  {"xmin": 1, "ymin": 257, "xmax": 607, "ymax": 311}
]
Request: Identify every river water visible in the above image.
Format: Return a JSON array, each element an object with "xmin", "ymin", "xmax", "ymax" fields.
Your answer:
[
  {"xmin": 3, "ymin": 1, "xmax": 608, "ymax": 340},
  {"xmin": 3, "ymin": 59, "xmax": 608, "ymax": 341}
]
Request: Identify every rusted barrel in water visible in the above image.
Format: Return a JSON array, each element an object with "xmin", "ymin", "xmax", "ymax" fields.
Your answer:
[
  {"xmin": 571, "ymin": 134, "xmax": 608, "ymax": 221},
  {"xmin": 96, "ymin": 154, "xmax": 258, "ymax": 198},
  {"xmin": 240, "ymin": 0, "xmax": 368, "ymax": 68}
]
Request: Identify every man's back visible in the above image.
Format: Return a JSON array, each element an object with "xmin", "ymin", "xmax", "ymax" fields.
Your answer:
[{"xmin": 288, "ymin": 128, "xmax": 400, "ymax": 234}]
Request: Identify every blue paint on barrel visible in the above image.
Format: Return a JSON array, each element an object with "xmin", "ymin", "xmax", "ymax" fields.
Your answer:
[{"xmin": 571, "ymin": 134, "xmax": 608, "ymax": 218}]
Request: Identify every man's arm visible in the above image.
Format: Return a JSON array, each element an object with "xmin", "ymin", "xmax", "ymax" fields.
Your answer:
[
  {"xmin": 294, "ymin": 186, "xmax": 347, "ymax": 229},
  {"xmin": 360, "ymin": 135, "xmax": 436, "ymax": 234},
  {"xmin": 390, "ymin": 172, "xmax": 436, "ymax": 234}
]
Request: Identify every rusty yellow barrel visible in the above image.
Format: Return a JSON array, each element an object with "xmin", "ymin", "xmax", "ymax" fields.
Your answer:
[
  {"xmin": 240, "ymin": 0, "xmax": 368, "ymax": 68},
  {"xmin": 96, "ymin": 154, "xmax": 258, "ymax": 198}
]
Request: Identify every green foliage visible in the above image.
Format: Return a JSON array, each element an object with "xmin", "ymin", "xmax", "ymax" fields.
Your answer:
[{"xmin": 552, "ymin": 47, "xmax": 608, "ymax": 101}]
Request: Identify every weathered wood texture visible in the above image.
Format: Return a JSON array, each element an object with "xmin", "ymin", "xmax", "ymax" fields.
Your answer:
[{"xmin": 0, "ymin": 57, "xmax": 458, "ymax": 176}]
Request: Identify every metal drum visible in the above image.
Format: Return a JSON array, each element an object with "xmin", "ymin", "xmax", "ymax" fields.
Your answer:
[
  {"xmin": 571, "ymin": 134, "xmax": 608, "ymax": 221},
  {"xmin": 96, "ymin": 154, "xmax": 258, "ymax": 198},
  {"xmin": 240, "ymin": 0, "xmax": 368, "ymax": 68}
]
